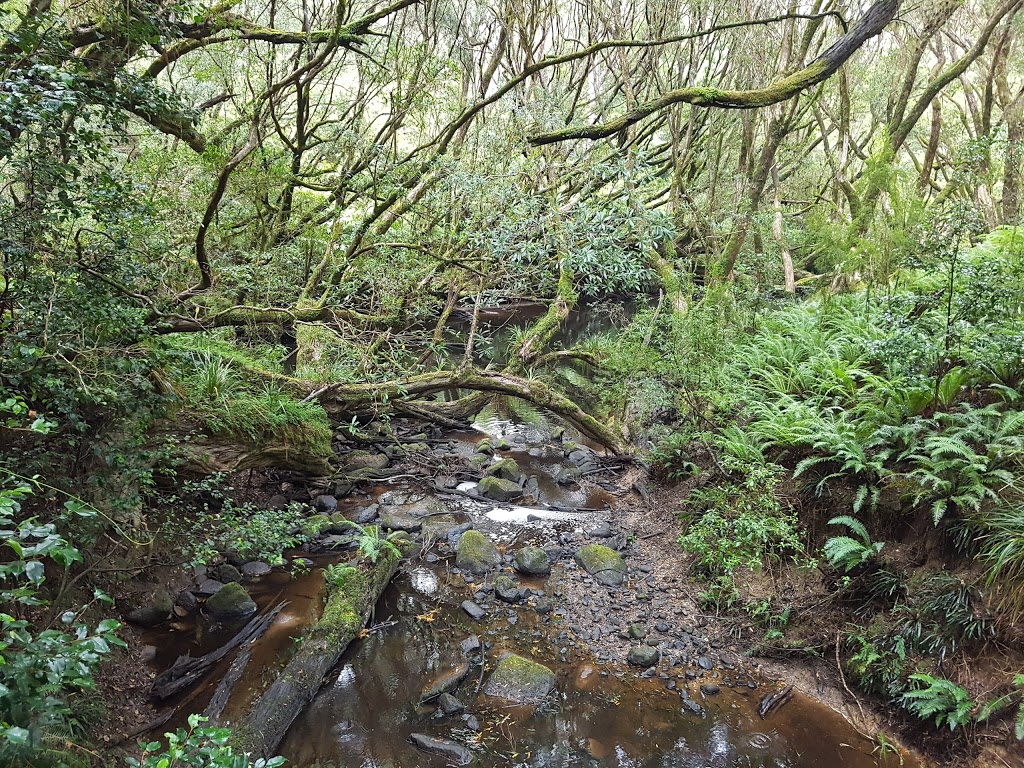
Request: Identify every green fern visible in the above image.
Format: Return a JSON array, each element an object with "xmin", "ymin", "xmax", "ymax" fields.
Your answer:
[
  {"xmin": 900, "ymin": 674, "xmax": 974, "ymax": 731},
  {"xmin": 824, "ymin": 516, "xmax": 884, "ymax": 572}
]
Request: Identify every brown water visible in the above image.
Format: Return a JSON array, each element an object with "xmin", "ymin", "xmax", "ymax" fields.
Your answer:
[
  {"xmin": 277, "ymin": 566, "xmax": 912, "ymax": 768},
  {"xmin": 143, "ymin": 401, "xmax": 918, "ymax": 768}
]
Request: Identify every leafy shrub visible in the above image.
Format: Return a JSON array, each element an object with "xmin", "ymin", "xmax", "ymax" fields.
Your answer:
[
  {"xmin": 894, "ymin": 573, "xmax": 993, "ymax": 661},
  {"xmin": 331, "ymin": 522, "xmax": 401, "ymax": 565},
  {"xmin": 0, "ymin": 482, "xmax": 124, "ymax": 766},
  {"xmin": 678, "ymin": 462, "xmax": 804, "ymax": 575},
  {"xmin": 977, "ymin": 674, "xmax": 1024, "ymax": 741},
  {"xmin": 126, "ymin": 714, "xmax": 284, "ymax": 768}
]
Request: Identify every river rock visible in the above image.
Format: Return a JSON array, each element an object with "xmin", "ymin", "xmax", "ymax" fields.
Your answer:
[
  {"xmin": 126, "ymin": 588, "xmax": 174, "ymax": 627},
  {"xmin": 514, "ymin": 546, "xmax": 551, "ymax": 576},
  {"xmin": 421, "ymin": 515, "xmax": 461, "ymax": 542},
  {"xmin": 437, "ymin": 692, "xmax": 466, "ymax": 715},
  {"xmin": 484, "ymin": 654, "xmax": 556, "ymax": 704},
  {"xmin": 460, "ymin": 635, "xmax": 482, "ymax": 655},
  {"xmin": 314, "ymin": 494, "xmax": 338, "ymax": 513},
  {"xmin": 268, "ymin": 494, "xmax": 288, "ymax": 509},
  {"xmin": 241, "ymin": 561, "xmax": 272, "ymax": 578},
  {"xmin": 701, "ymin": 683, "xmax": 721, "ymax": 696},
  {"xmin": 553, "ymin": 466, "xmax": 581, "ymax": 485},
  {"xmin": 300, "ymin": 514, "xmax": 332, "ymax": 537},
  {"xmin": 493, "ymin": 574, "xmax": 528, "ymax": 604},
  {"xmin": 197, "ymin": 578, "xmax": 225, "ymax": 595},
  {"xmin": 338, "ymin": 450, "xmax": 389, "ymax": 471},
  {"xmin": 483, "ymin": 458, "xmax": 521, "ymax": 482},
  {"xmin": 456, "ymin": 530, "xmax": 500, "ymax": 574},
  {"xmin": 408, "ymin": 734, "xmax": 473, "ymax": 766},
  {"xmin": 380, "ymin": 511, "xmax": 422, "ymax": 533},
  {"xmin": 461, "ymin": 600, "xmax": 487, "ymax": 620},
  {"xmin": 586, "ymin": 520, "xmax": 613, "ymax": 538},
  {"xmin": 468, "ymin": 453, "xmax": 490, "ymax": 469},
  {"xmin": 175, "ymin": 590, "xmax": 198, "ymax": 612},
  {"xmin": 475, "ymin": 438, "xmax": 494, "ymax": 455},
  {"xmin": 355, "ymin": 504, "xmax": 379, "ymax": 524},
  {"xmin": 628, "ymin": 623, "xmax": 646, "ymax": 640},
  {"xmin": 574, "ymin": 544, "xmax": 626, "ymax": 587},
  {"xmin": 205, "ymin": 582, "xmax": 257, "ymax": 622},
  {"xmin": 478, "ymin": 476, "xmax": 522, "ymax": 502},
  {"xmin": 627, "ymin": 645, "xmax": 659, "ymax": 667},
  {"xmin": 215, "ymin": 563, "xmax": 242, "ymax": 583},
  {"xmin": 421, "ymin": 661, "xmax": 471, "ymax": 701}
]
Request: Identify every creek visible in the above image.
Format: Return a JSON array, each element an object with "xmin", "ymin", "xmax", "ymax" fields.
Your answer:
[{"xmin": 139, "ymin": 302, "xmax": 917, "ymax": 768}]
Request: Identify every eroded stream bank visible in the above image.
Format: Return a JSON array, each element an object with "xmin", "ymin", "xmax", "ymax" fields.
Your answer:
[{"xmin": 134, "ymin": 408, "xmax": 920, "ymax": 768}]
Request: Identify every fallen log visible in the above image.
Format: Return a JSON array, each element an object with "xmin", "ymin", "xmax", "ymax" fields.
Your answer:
[
  {"xmin": 232, "ymin": 548, "xmax": 403, "ymax": 757},
  {"xmin": 204, "ymin": 646, "xmax": 253, "ymax": 723},
  {"xmin": 150, "ymin": 602, "xmax": 287, "ymax": 701}
]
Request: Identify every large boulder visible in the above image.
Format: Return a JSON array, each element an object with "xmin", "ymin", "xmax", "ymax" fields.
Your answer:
[
  {"xmin": 575, "ymin": 544, "xmax": 626, "ymax": 587},
  {"xmin": 514, "ymin": 546, "xmax": 551, "ymax": 576},
  {"xmin": 338, "ymin": 450, "xmax": 389, "ymax": 472},
  {"xmin": 205, "ymin": 582, "xmax": 258, "ymax": 622},
  {"xmin": 456, "ymin": 530, "xmax": 500, "ymax": 575},
  {"xmin": 478, "ymin": 476, "xmax": 522, "ymax": 502},
  {"xmin": 126, "ymin": 588, "xmax": 174, "ymax": 627},
  {"xmin": 484, "ymin": 654, "xmax": 556, "ymax": 704},
  {"xmin": 379, "ymin": 511, "xmax": 422, "ymax": 533}
]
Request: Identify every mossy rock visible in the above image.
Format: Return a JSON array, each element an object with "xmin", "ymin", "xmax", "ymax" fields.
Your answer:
[
  {"xmin": 467, "ymin": 453, "xmax": 490, "ymax": 469},
  {"xmin": 126, "ymin": 588, "xmax": 174, "ymax": 627},
  {"xmin": 627, "ymin": 645, "xmax": 659, "ymax": 667},
  {"xmin": 456, "ymin": 530, "xmax": 500, "ymax": 575},
  {"xmin": 575, "ymin": 544, "xmax": 625, "ymax": 587},
  {"xmin": 475, "ymin": 438, "xmax": 494, "ymax": 456},
  {"xmin": 205, "ymin": 582, "xmax": 257, "ymax": 622},
  {"xmin": 478, "ymin": 476, "xmax": 522, "ymax": 502},
  {"xmin": 514, "ymin": 546, "xmax": 551, "ymax": 576},
  {"xmin": 483, "ymin": 654, "xmax": 556, "ymax": 703},
  {"xmin": 300, "ymin": 514, "xmax": 332, "ymax": 537},
  {"xmin": 483, "ymin": 458, "xmax": 520, "ymax": 482},
  {"xmin": 338, "ymin": 450, "xmax": 389, "ymax": 471}
]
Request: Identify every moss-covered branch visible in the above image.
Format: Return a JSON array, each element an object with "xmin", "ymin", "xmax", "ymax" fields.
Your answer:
[{"xmin": 528, "ymin": 0, "xmax": 900, "ymax": 145}]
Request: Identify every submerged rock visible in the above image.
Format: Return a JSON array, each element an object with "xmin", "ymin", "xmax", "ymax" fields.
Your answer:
[
  {"xmin": 478, "ymin": 476, "xmax": 522, "ymax": 502},
  {"xmin": 574, "ymin": 544, "xmax": 626, "ymax": 587},
  {"xmin": 421, "ymin": 662, "xmax": 471, "ymax": 702},
  {"xmin": 126, "ymin": 588, "xmax": 174, "ymax": 627},
  {"xmin": 456, "ymin": 530, "xmax": 500, "ymax": 574},
  {"xmin": 484, "ymin": 654, "xmax": 556, "ymax": 704},
  {"xmin": 205, "ymin": 582, "xmax": 257, "ymax": 622},
  {"xmin": 513, "ymin": 546, "xmax": 551, "ymax": 576},
  {"xmin": 408, "ymin": 734, "xmax": 473, "ymax": 765}
]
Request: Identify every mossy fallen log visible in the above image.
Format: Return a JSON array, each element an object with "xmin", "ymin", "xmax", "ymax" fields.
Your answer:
[{"xmin": 232, "ymin": 549, "xmax": 403, "ymax": 757}]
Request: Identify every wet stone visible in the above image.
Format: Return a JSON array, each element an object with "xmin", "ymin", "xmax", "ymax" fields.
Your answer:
[
  {"xmin": 126, "ymin": 588, "xmax": 174, "ymax": 627},
  {"xmin": 493, "ymin": 574, "xmax": 528, "ymax": 604},
  {"xmin": 701, "ymin": 683, "xmax": 721, "ymax": 696},
  {"xmin": 421, "ymin": 662, "xmax": 471, "ymax": 702},
  {"xmin": 478, "ymin": 476, "xmax": 523, "ymax": 502},
  {"xmin": 698, "ymin": 656, "xmax": 713, "ymax": 670},
  {"xmin": 314, "ymin": 494, "xmax": 338, "ymax": 513},
  {"xmin": 461, "ymin": 600, "xmax": 487, "ymax": 621},
  {"xmin": 355, "ymin": 504, "xmax": 379, "ymax": 524},
  {"xmin": 205, "ymin": 582, "xmax": 257, "ymax": 623},
  {"xmin": 215, "ymin": 563, "xmax": 242, "ymax": 583},
  {"xmin": 682, "ymin": 698, "xmax": 705, "ymax": 716},
  {"xmin": 437, "ymin": 692, "xmax": 466, "ymax": 716},
  {"xmin": 483, "ymin": 457, "xmax": 521, "ymax": 482},
  {"xmin": 460, "ymin": 635, "xmax": 481, "ymax": 655},
  {"xmin": 514, "ymin": 546, "xmax": 551, "ymax": 576},
  {"xmin": 575, "ymin": 544, "xmax": 626, "ymax": 587},
  {"xmin": 240, "ymin": 561, "xmax": 272, "ymax": 578},
  {"xmin": 379, "ymin": 511, "xmax": 422, "ymax": 533},
  {"xmin": 408, "ymin": 734, "xmax": 473, "ymax": 766},
  {"xmin": 586, "ymin": 520, "xmax": 613, "ymax": 538},
  {"xmin": 627, "ymin": 623, "xmax": 646, "ymax": 640},
  {"xmin": 197, "ymin": 578, "xmax": 225, "ymax": 595},
  {"xmin": 627, "ymin": 646, "xmax": 660, "ymax": 667},
  {"xmin": 484, "ymin": 654, "xmax": 556, "ymax": 704},
  {"xmin": 456, "ymin": 530, "xmax": 500, "ymax": 575}
]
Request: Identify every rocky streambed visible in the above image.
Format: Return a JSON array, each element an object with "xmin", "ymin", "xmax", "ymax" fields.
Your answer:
[{"xmin": 131, "ymin": 410, "xmax": 919, "ymax": 767}]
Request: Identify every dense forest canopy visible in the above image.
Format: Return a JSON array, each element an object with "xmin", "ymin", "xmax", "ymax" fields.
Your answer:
[{"xmin": 2, "ymin": 0, "xmax": 1024, "ymax": 765}]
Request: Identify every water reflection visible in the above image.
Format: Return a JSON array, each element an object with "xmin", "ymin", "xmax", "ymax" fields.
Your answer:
[{"xmin": 279, "ymin": 571, "xmax": 911, "ymax": 768}]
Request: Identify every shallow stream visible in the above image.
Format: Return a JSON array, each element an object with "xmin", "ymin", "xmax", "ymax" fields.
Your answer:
[{"xmin": 144, "ymin": 408, "xmax": 916, "ymax": 768}]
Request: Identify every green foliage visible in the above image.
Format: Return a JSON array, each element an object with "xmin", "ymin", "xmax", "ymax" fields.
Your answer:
[
  {"xmin": 900, "ymin": 674, "xmax": 974, "ymax": 731},
  {"xmin": 0, "ymin": 482, "xmax": 124, "ymax": 767},
  {"xmin": 894, "ymin": 573, "xmax": 993, "ymax": 662},
  {"xmin": 127, "ymin": 714, "xmax": 285, "ymax": 768},
  {"xmin": 164, "ymin": 476, "xmax": 306, "ymax": 566},
  {"xmin": 823, "ymin": 516, "xmax": 884, "ymax": 573},
  {"xmin": 324, "ymin": 564, "xmax": 358, "ymax": 589},
  {"xmin": 329, "ymin": 522, "xmax": 401, "ymax": 565},
  {"xmin": 977, "ymin": 674, "xmax": 1024, "ymax": 741},
  {"xmin": 678, "ymin": 461, "xmax": 805, "ymax": 575}
]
